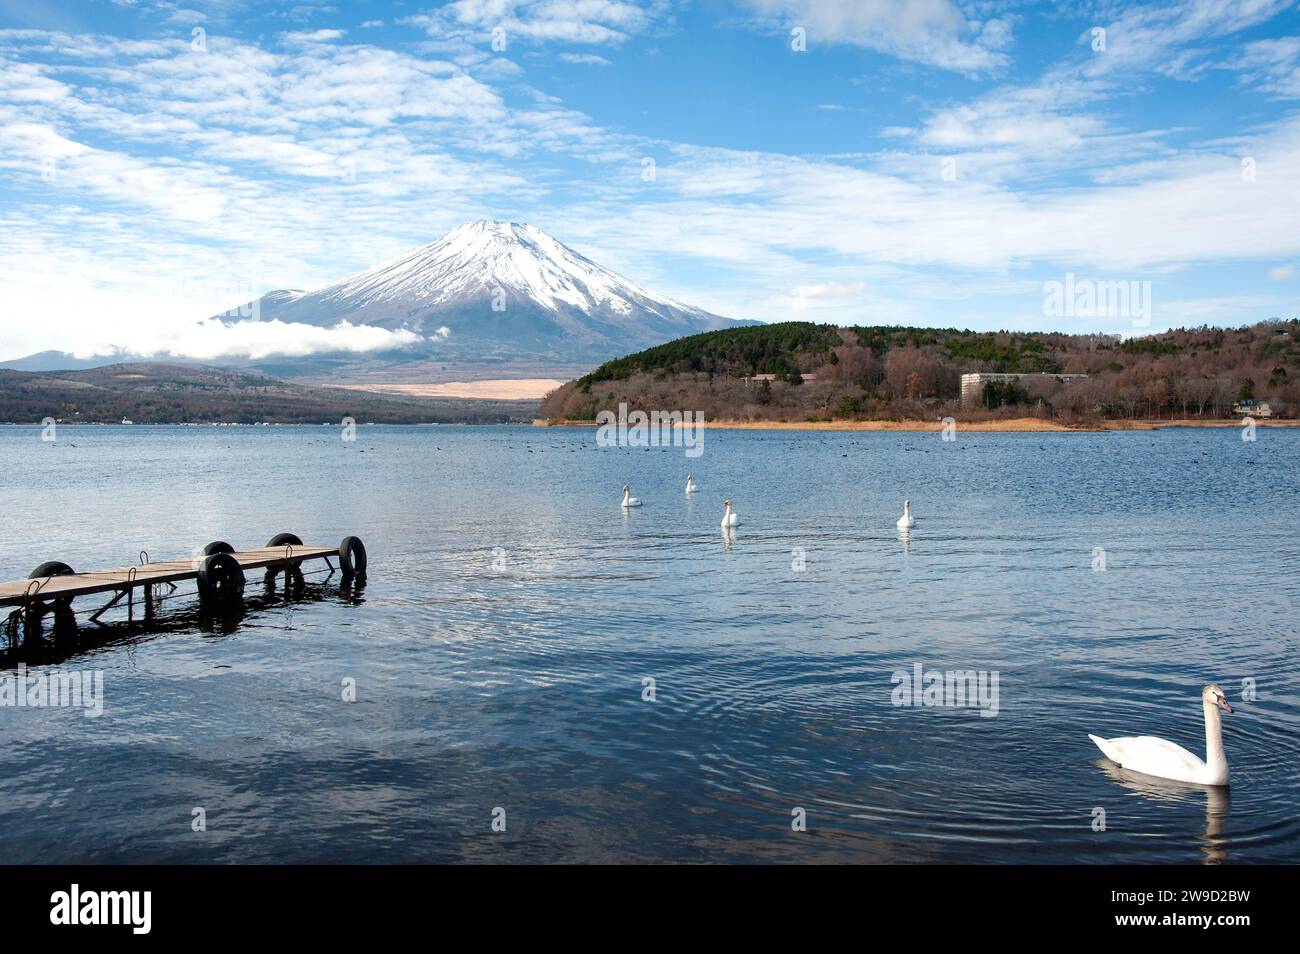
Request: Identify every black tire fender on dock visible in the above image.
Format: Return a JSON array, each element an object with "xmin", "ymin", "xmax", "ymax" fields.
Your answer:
[
  {"xmin": 264, "ymin": 532, "xmax": 304, "ymax": 586},
  {"xmin": 197, "ymin": 553, "xmax": 246, "ymax": 607},
  {"xmin": 28, "ymin": 561, "xmax": 75, "ymax": 610},
  {"xmin": 339, "ymin": 536, "xmax": 367, "ymax": 578},
  {"xmin": 202, "ymin": 541, "xmax": 235, "ymax": 556},
  {"xmin": 30, "ymin": 561, "xmax": 75, "ymax": 579}
]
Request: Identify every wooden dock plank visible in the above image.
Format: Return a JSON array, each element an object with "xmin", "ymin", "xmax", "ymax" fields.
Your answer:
[{"xmin": 0, "ymin": 546, "xmax": 339, "ymax": 607}]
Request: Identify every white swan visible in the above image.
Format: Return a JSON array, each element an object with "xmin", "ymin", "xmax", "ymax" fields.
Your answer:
[
  {"xmin": 685, "ymin": 474, "xmax": 698, "ymax": 495},
  {"xmin": 1089, "ymin": 685, "xmax": 1232, "ymax": 786},
  {"xmin": 896, "ymin": 499, "xmax": 915, "ymax": 529},
  {"xmin": 721, "ymin": 500, "xmax": 740, "ymax": 527},
  {"xmin": 621, "ymin": 484, "xmax": 642, "ymax": 508}
]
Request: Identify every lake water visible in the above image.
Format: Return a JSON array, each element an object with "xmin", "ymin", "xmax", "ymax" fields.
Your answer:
[{"xmin": 1, "ymin": 424, "xmax": 1297, "ymax": 864}]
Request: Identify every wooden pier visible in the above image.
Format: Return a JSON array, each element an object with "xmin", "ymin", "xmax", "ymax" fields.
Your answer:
[{"xmin": 1, "ymin": 534, "xmax": 366, "ymax": 631}]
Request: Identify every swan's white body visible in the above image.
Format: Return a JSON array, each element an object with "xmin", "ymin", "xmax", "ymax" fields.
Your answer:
[
  {"xmin": 621, "ymin": 485, "xmax": 642, "ymax": 508},
  {"xmin": 1089, "ymin": 685, "xmax": 1232, "ymax": 786},
  {"xmin": 685, "ymin": 475, "xmax": 698, "ymax": 495},
  {"xmin": 721, "ymin": 501, "xmax": 740, "ymax": 527},
  {"xmin": 896, "ymin": 500, "xmax": 915, "ymax": 529}
]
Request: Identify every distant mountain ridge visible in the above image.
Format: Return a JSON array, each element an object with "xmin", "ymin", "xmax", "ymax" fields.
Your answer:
[
  {"xmin": 0, "ymin": 363, "xmax": 536, "ymax": 424},
  {"xmin": 0, "ymin": 350, "xmax": 144, "ymax": 372}
]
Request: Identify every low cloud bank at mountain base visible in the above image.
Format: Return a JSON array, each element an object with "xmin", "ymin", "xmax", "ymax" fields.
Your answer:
[{"xmin": 68, "ymin": 319, "xmax": 428, "ymax": 362}]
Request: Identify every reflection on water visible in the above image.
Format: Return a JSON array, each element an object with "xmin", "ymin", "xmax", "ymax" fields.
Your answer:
[
  {"xmin": 4, "ymin": 577, "xmax": 365, "ymax": 667},
  {"xmin": 1098, "ymin": 761, "xmax": 1231, "ymax": 864},
  {"xmin": 0, "ymin": 424, "xmax": 1296, "ymax": 863}
]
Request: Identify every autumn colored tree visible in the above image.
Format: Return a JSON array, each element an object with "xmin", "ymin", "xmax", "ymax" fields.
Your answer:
[{"xmin": 905, "ymin": 371, "xmax": 923, "ymax": 400}]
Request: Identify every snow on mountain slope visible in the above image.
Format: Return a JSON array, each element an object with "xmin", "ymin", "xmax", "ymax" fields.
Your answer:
[
  {"xmin": 327, "ymin": 222, "xmax": 676, "ymax": 314},
  {"xmin": 244, "ymin": 221, "xmax": 749, "ymax": 362}
]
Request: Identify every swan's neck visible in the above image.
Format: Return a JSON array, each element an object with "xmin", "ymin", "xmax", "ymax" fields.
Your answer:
[
  {"xmin": 903, "ymin": 502, "xmax": 910, "ymax": 514},
  {"xmin": 1203, "ymin": 700, "xmax": 1228, "ymax": 771}
]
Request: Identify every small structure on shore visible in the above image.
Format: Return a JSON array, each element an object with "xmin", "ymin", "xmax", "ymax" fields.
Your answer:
[
  {"xmin": 960, "ymin": 372, "xmax": 1089, "ymax": 406},
  {"xmin": 745, "ymin": 372, "xmax": 817, "ymax": 383},
  {"xmin": 1233, "ymin": 399, "xmax": 1272, "ymax": 418}
]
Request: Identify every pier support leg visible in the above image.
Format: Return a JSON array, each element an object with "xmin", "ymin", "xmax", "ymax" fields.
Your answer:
[
  {"xmin": 89, "ymin": 589, "xmax": 128, "ymax": 626},
  {"xmin": 23, "ymin": 604, "xmax": 44, "ymax": 643}
]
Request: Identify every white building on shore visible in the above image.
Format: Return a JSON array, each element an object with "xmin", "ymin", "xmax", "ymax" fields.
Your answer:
[
  {"xmin": 1233, "ymin": 399, "xmax": 1272, "ymax": 418},
  {"xmin": 960, "ymin": 372, "xmax": 1089, "ymax": 406}
]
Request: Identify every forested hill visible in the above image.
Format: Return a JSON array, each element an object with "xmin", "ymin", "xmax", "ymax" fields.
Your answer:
[{"xmin": 540, "ymin": 320, "xmax": 1299, "ymax": 423}]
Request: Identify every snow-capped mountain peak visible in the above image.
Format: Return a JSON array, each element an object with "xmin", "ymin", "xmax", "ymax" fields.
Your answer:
[
  {"xmin": 320, "ymin": 220, "xmax": 698, "ymax": 319},
  {"xmin": 237, "ymin": 221, "xmax": 749, "ymax": 365}
]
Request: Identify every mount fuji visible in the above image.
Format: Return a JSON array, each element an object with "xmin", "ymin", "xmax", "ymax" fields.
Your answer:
[
  {"xmin": 236, "ymin": 221, "xmax": 750, "ymax": 374},
  {"xmin": 0, "ymin": 222, "xmax": 750, "ymax": 381}
]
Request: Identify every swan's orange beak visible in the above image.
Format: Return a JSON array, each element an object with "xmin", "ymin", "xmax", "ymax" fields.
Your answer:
[{"xmin": 1217, "ymin": 695, "xmax": 1233, "ymax": 713}]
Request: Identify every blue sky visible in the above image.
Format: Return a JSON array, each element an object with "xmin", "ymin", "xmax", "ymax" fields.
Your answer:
[{"xmin": 0, "ymin": 0, "xmax": 1298, "ymax": 360}]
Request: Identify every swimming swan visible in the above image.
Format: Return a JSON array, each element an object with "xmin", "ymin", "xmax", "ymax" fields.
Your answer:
[
  {"xmin": 685, "ymin": 474, "xmax": 698, "ymax": 494},
  {"xmin": 896, "ymin": 500, "xmax": 915, "ymax": 529},
  {"xmin": 721, "ymin": 500, "xmax": 740, "ymax": 527},
  {"xmin": 621, "ymin": 485, "xmax": 642, "ymax": 508},
  {"xmin": 1089, "ymin": 685, "xmax": 1232, "ymax": 786}
]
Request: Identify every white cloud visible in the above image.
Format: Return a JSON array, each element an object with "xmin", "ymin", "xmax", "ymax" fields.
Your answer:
[
  {"xmin": 0, "ymin": 259, "xmax": 430, "ymax": 360},
  {"xmin": 882, "ymin": 1, "xmax": 1300, "ymax": 186},
  {"xmin": 415, "ymin": 0, "xmax": 667, "ymax": 47},
  {"xmin": 107, "ymin": 318, "xmax": 425, "ymax": 361},
  {"xmin": 787, "ymin": 280, "xmax": 869, "ymax": 313},
  {"xmin": 1269, "ymin": 264, "xmax": 1295, "ymax": 280},
  {"xmin": 281, "ymin": 29, "xmax": 346, "ymax": 45},
  {"xmin": 163, "ymin": 9, "xmax": 210, "ymax": 28},
  {"xmin": 558, "ymin": 52, "xmax": 611, "ymax": 65},
  {"xmin": 739, "ymin": 0, "xmax": 1012, "ymax": 73},
  {"xmin": 650, "ymin": 120, "xmax": 1300, "ymax": 272},
  {"xmin": 913, "ymin": 83, "xmax": 1107, "ymax": 150},
  {"xmin": 791, "ymin": 281, "xmax": 867, "ymax": 301},
  {"xmin": 1228, "ymin": 36, "xmax": 1300, "ymax": 98},
  {"xmin": 1, "ymin": 122, "xmax": 233, "ymax": 222},
  {"xmin": 1083, "ymin": 0, "xmax": 1293, "ymax": 77}
]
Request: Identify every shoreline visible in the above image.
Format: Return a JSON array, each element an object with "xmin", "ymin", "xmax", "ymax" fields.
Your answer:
[
  {"xmin": 533, "ymin": 416, "xmax": 1298, "ymax": 432},
  {"xmin": 1, "ymin": 417, "xmax": 1292, "ymax": 430},
  {"xmin": 337, "ymin": 379, "xmax": 559, "ymax": 401}
]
